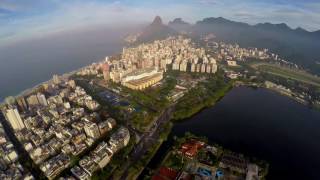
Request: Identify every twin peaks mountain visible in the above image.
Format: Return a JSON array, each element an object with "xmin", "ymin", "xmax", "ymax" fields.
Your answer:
[
  {"xmin": 137, "ymin": 16, "xmax": 320, "ymax": 74},
  {"xmin": 168, "ymin": 18, "xmax": 191, "ymax": 32},
  {"xmin": 137, "ymin": 16, "xmax": 177, "ymax": 43}
]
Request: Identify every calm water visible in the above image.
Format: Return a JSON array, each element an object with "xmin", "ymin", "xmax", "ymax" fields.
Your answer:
[
  {"xmin": 0, "ymin": 25, "xmax": 138, "ymax": 102},
  {"xmin": 143, "ymin": 86, "xmax": 320, "ymax": 180}
]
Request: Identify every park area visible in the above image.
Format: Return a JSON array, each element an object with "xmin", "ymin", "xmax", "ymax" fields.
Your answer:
[{"xmin": 251, "ymin": 62, "xmax": 320, "ymax": 87}]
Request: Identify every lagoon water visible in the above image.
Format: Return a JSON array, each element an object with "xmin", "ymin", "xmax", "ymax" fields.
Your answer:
[{"xmin": 143, "ymin": 86, "xmax": 320, "ymax": 180}]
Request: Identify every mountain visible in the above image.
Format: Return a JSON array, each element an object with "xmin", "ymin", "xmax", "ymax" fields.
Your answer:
[
  {"xmin": 294, "ymin": 27, "xmax": 308, "ymax": 34},
  {"xmin": 168, "ymin": 18, "xmax": 191, "ymax": 32},
  {"xmin": 169, "ymin": 18, "xmax": 189, "ymax": 25},
  {"xmin": 137, "ymin": 16, "xmax": 177, "ymax": 43},
  {"xmin": 134, "ymin": 16, "xmax": 320, "ymax": 73},
  {"xmin": 191, "ymin": 17, "xmax": 320, "ymax": 74},
  {"xmin": 254, "ymin": 22, "xmax": 291, "ymax": 31},
  {"xmin": 313, "ymin": 30, "xmax": 320, "ymax": 38}
]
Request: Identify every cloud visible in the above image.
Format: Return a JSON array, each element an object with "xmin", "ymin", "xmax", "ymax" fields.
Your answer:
[
  {"xmin": 0, "ymin": 1, "xmax": 196, "ymax": 46},
  {"xmin": 0, "ymin": 1, "xmax": 19, "ymax": 11},
  {"xmin": 195, "ymin": 0, "xmax": 219, "ymax": 5},
  {"xmin": 233, "ymin": 12, "xmax": 257, "ymax": 19},
  {"xmin": 272, "ymin": 8, "xmax": 305, "ymax": 17},
  {"xmin": 1, "ymin": 0, "xmax": 320, "ymax": 47}
]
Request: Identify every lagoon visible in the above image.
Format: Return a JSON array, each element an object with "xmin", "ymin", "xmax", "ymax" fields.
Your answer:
[{"xmin": 143, "ymin": 86, "xmax": 320, "ymax": 180}]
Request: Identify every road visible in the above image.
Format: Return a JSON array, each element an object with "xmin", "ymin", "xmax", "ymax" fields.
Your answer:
[
  {"xmin": 75, "ymin": 77, "xmax": 176, "ymax": 179},
  {"xmin": 118, "ymin": 105, "xmax": 175, "ymax": 180}
]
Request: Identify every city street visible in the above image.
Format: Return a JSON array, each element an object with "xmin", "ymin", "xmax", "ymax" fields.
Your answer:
[{"xmin": 118, "ymin": 105, "xmax": 175, "ymax": 180}]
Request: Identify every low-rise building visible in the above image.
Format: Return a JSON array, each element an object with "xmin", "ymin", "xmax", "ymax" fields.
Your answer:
[
  {"xmin": 227, "ymin": 60, "xmax": 237, "ymax": 66},
  {"xmin": 109, "ymin": 127, "xmax": 130, "ymax": 152},
  {"xmin": 84, "ymin": 122, "xmax": 100, "ymax": 139},
  {"xmin": 121, "ymin": 68, "xmax": 163, "ymax": 90},
  {"xmin": 71, "ymin": 166, "xmax": 90, "ymax": 180}
]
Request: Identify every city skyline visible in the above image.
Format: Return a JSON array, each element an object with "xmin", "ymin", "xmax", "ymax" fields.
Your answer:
[
  {"xmin": 1, "ymin": 0, "xmax": 320, "ymax": 46},
  {"xmin": 1, "ymin": 1, "xmax": 320, "ymax": 179}
]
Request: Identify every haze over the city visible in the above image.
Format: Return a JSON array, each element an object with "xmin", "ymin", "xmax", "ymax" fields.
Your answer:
[
  {"xmin": 1, "ymin": 0, "xmax": 320, "ymax": 46},
  {"xmin": 1, "ymin": 1, "xmax": 320, "ymax": 180}
]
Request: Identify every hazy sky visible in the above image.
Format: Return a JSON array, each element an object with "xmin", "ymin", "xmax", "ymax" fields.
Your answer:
[{"xmin": 1, "ymin": 0, "xmax": 320, "ymax": 46}]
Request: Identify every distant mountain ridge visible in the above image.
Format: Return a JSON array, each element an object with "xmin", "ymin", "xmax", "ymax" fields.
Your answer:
[
  {"xmin": 136, "ymin": 16, "xmax": 320, "ymax": 74},
  {"xmin": 192, "ymin": 17, "xmax": 320, "ymax": 73},
  {"xmin": 196, "ymin": 17, "xmax": 319, "ymax": 36}
]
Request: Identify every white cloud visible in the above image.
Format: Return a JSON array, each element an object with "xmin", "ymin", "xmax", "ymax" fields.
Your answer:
[
  {"xmin": 196, "ymin": 0, "xmax": 219, "ymax": 5},
  {"xmin": 0, "ymin": 1, "xmax": 19, "ymax": 11},
  {"xmin": 223, "ymin": 2, "xmax": 320, "ymax": 31},
  {"xmin": 1, "ymin": 0, "xmax": 320, "ymax": 47},
  {"xmin": 0, "ymin": 1, "xmax": 196, "ymax": 46}
]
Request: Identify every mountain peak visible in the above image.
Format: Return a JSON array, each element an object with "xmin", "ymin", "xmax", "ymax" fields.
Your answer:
[
  {"xmin": 295, "ymin": 27, "xmax": 308, "ymax": 33},
  {"xmin": 169, "ymin": 18, "xmax": 190, "ymax": 25},
  {"xmin": 196, "ymin": 17, "xmax": 236, "ymax": 25},
  {"xmin": 152, "ymin": 16, "xmax": 163, "ymax": 25},
  {"xmin": 276, "ymin": 23, "xmax": 290, "ymax": 30},
  {"xmin": 255, "ymin": 22, "xmax": 291, "ymax": 31},
  {"xmin": 137, "ymin": 16, "xmax": 176, "ymax": 43},
  {"xmin": 313, "ymin": 30, "xmax": 320, "ymax": 37}
]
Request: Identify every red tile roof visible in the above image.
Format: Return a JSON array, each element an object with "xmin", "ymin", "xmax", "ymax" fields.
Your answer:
[
  {"xmin": 179, "ymin": 140, "xmax": 205, "ymax": 157},
  {"xmin": 152, "ymin": 175, "xmax": 167, "ymax": 180},
  {"xmin": 152, "ymin": 167, "xmax": 178, "ymax": 180}
]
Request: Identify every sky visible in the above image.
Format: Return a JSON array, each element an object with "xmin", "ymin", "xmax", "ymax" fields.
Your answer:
[{"xmin": 1, "ymin": 0, "xmax": 320, "ymax": 46}]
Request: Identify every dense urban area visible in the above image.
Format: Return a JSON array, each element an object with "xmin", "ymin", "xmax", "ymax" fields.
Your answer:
[{"xmin": 1, "ymin": 32, "xmax": 320, "ymax": 180}]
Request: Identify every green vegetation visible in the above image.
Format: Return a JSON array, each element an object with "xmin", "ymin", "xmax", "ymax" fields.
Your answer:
[
  {"xmin": 251, "ymin": 62, "xmax": 320, "ymax": 87},
  {"xmin": 173, "ymin": 132, "xmax": 208, "ymax": 147},
  {"xmin": 130, "ymin": 111, "xmax": 156, "ymax": 132},
  {"xmin": 123, "ymin": 86, "xmax": 166, "ymax": 111},
  {"xmin": 91, "ymin": 135, "xmax": 136, "ymax": 180},
  {"xmin": 124, "ymin": 122, "xmax": 173, "ymax": 179},
  {"xmin": 161, "ymin": 152, "xmax": 185, "ymax": 170},
  {"xmin": 120, "ymin": 74, "xmax": 177, "ymax": 112},
  {"xmin": 152, "ymin": 132, "xmax": 269, "ymax": 180},
  {"xmin": 107, "ymin": 75, "xmax": 177, "ymax": 132},
  {"xmin": 144, "ymin": 75, "xmax": 177, "ymax": 100},
  {"xmin": 197, "ymin": 148, "xmax": 218, "ymax": 166},
  {"xmin": 59, "ymin": 128, "xmax": 119, "ymax": 178},
  {"xmin": 126, "ymin": 141, "xmax": 163, "ymax": 179},
  {"xmin": 76, "ymin": 67, "xmax": 279, "ymax": 180},
  {"xmin": 147, "ymin": 132, "xmax": 212, "ymax": 177},
  {"xmin": 173, "ymin": 72, "xmax": 233, "ymax": 120},
  {"xmin": 159, "ymin": 122, "xmax": 173, "ymax": 141},
  {"xmin": 74, "ymin": 78, "xmax": 127, "ymax": 122},
  {"xmin": 70, "ymin": 155, "xmax": 80, "ymax": 167}
]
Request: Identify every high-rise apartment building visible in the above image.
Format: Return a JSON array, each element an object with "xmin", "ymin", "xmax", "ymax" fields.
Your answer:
[
  {"xmin": 16, "ymin": 96, "xmax": 28, "ymax": 112},
  {"xmin": 26, "ymin": 95, "xmax": 39, "ymax": 107},
  {"xmin": 53, "ymin": 74, "xmax": 60, "ymax": 84},
  {"xmin": 37, "ymin": 93, "xmax": 48, "ymax": 106},
  {"xmin": 4, "ymin": 106, "xmax": 25, "ymax": 130}
]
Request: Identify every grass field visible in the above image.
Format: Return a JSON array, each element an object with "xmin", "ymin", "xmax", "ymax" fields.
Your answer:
[{"xmin": 251, "ymin": 63, "xmax": 320, "ymax": 87}]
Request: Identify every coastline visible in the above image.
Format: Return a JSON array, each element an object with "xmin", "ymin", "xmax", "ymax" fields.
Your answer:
[
  {"xmin": 172, "ymin": 81, "xmax": 317, "ymax": 124},
  {"xmin": 235, "ymin": 81, "xmax": 312, "ymax": 108},
  {"xmin": 0, "ymin": 67, "xmax": 84, "ymax": 106},
  {"xmin": 2, "ymin": 66, "xmax": 319, "ymax": 179},
  {"xmin": 140, "ymin": 83, "xmax": 320, "ymax": 180},
  {"xmin": 172, "ymin": 81, "xmax": 234, "ymax": 121}
]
